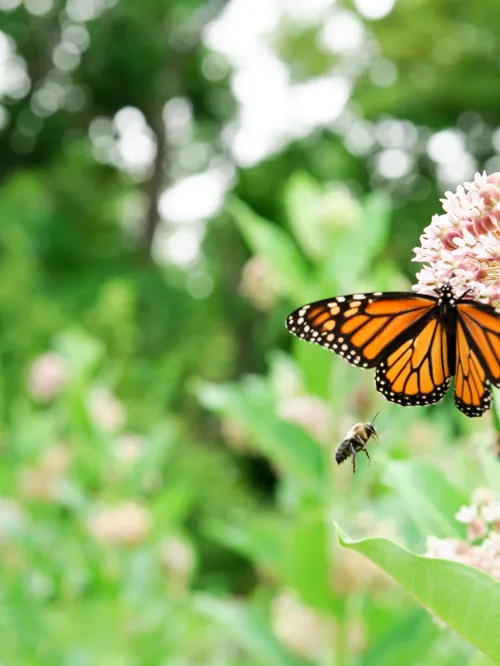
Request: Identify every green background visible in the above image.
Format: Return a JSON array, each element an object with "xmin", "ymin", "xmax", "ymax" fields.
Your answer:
[{"xmin": 0, "ymin": 0, "xmax": 499, "ymax": 664}]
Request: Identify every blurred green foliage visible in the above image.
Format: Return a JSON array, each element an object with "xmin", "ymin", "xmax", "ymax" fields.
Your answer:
[{"xmin": 0, "ymin": 0, "xmax": 499, "ymax": 664}]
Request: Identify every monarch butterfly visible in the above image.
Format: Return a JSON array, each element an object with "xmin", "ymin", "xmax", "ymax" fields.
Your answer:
[
  {"xmin": 336, "ymin": 413, "xmax": 379, "ymax": 473},
  {"xmin": 286, "ymin": 285, "xmax": 500, "ymax": 417}
]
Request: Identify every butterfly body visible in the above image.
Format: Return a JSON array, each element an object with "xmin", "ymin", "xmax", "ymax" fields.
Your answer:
[
  {"xmin": 336, "ymin": 420, "xmax": 378, "ymax": 473},
  {"xmin": 286, "ymin": 285, "xmax": 500, "ymax": 417}
]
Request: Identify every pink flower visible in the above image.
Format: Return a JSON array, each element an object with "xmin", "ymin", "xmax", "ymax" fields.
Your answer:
[
  {"xmin": 87, "ymin": 388, "xmax": 126, "ymax": 433},
  {"xmin": 27, "ymin": 352, "xmax": 68, "ymax": 402},
  {"xmin": 425, "ymin": 488, "xmax": 500, "ymax": 581},
  {"xmin": 86, "ymin": 501, "xmax": 151, "ymax": 545},
  {"xmin": 413, "ymin": 172, "xmax": 500, "ymax": 307}
]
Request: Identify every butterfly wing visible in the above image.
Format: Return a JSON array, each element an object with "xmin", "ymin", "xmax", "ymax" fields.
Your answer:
[
  {"xmin": 454, "ymin": 301, "xmax": 500, "ymax": 417},
  {"xmin": 286, "ymin": 292, "xmax": 438, "ymax": 368},
  {"xmin": 374, "ymin": 317, "xmax": 451, "ymax": 406}
]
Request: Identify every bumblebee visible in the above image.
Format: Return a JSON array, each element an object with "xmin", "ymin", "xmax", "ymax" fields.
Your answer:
[{"xmin": 335, "ymin": 413, "xmax": 379, "ymax": 474}]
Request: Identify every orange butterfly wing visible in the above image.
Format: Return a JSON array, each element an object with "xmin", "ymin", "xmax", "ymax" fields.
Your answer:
[
  {"xmin": 374, "ymin": 317, "xmax": 450, "ymax": 407},
  {"xmin": 287, "ymin": 289, "xmax": 500, "ymax": 417},
  {"xmin": 286, "ymin": 292, "xmax": 437, "ymax": 368},
  {"xmin": 453, "ymin": 301, "xmax": 500, "ymax": 416}
]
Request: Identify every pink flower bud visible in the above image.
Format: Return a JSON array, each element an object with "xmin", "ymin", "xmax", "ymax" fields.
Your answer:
[
  {"xmin": 487, "ymin": 172, "xmax": 500, "ymax": 187},
  {"xmin": 490, "ymin": 203, "xmax": 500, "ymax": 222},
  {"xmin": 478, "ymin": 184, "xmax": 499, "ymax": 206},
  {"xmin": 442, "ymin": 229, "xmax": 463, "ymax": 251},
  {"xmin": 487, "ymin": 281, "xmax": 500, "ymax": 302},
  {"xmin": 473, "ymin": 213, "xmax": 497, "ymax": 235},
  {"xmin": 28, "ymin": 353, "xmax": 68, "ymax": 402},
  {"xmin": 470, "ymin": 267, "xmax": 487, "ymax": 282}
]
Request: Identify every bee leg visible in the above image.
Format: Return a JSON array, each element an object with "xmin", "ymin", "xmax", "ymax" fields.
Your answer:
[
  {"xmin": 349, "ymin": 443, "xmax": 357, "ymax": 474},
  {"xmin": 354, "ymin": 435, "xmax": 371, "ymax": 466}
]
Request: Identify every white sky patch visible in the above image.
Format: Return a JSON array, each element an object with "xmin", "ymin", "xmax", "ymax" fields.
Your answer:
[
  {"xmin": 491, "ymin": 127, "xmax": 500, "ymax": 153},
  {"xmin": 370, "ymin": 60, "xmax": 398, "ymax": 87},
  {"xmin": 153, "ymin": 224, "xmax": 205, "ymax": 268},
  {"xmin": 53, "ymin": 42, "xmax": 81, "ymax": 71},
  {"xmin": 318, "ymin": 11, "xmax": 364, "ymax": 54},
  {"xmin": 436, "ymin": 156, "xmax": 477, "ymax": 189},
  {"xmin": 66, "ymin": 0, "xmax": 107, "ymax": 22},
  {"xmin": 0, "ymin": 0, "xmax": 22, "ymax": 8},
  {"xmin": 427, "ymin": 129, "xmax": 465, "ymax": 164},
  {"xmin": 354, "ymin": 0, "xmax": 395, "ymax": 20},
  {"xmin": 376, "ymin": 149, "xmax": 413, "ymax": 180},
  {"xmin": 62, "ymin": 24, "xmax": 91, "ymax": 52},
  {"xmin": 203, "ymin": 0, "xmax": 280, "ymax": 67},
  {"xmin": 376, "ymin": 119, "xmax": 418, "ymax": 149},
  {"xmin": 204, "ymin": 0, "xmax": 355, "ymax": 166},
  {"xmin": 110, "ymin": 107, "xmax": 156, "ymax": 174},
  {"xmin": 24, "ymin": 0, "xmax": 53, "ymax": 15},
  {"xmin": 0, "ymin": 32, "xmax": 30, "ymax": 99},
  {"xmin": 163, "ymin": 97, "xmax": 193, "ymax": 147},
  {"xmin": 229, "ymin": 68, "xmax": 350, "ymax": 165},
  {"xmin": 279, "ymin": 0, "xmax": 334, "ymax": 24},
  {"xmin": 89, "ymin": 107, "xmax": 157, "ymax": 175},
  {"xmin": 158, "ymin": 168, "xmax": 233, "ymax": 224},
  {"xmin": 344, "ymin": 121, "xmax": 375, "ymax": 156},
  {"xmin": 292, "ymin": 76, "xmax": 351, "ymax": 130},
  {"xmin": 31, "ymin": 83, "xmax": 64, "ymax": 116}
]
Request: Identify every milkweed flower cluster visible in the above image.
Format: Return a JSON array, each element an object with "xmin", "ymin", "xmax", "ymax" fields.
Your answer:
[
  {"xmin": 271, "ymin": 589, "xmax": 328, "ymax": 659},
  {"xmin": 413, "ymin": 172, "xmax": 500, "ymax": 307},
  {"xmin": 425, "ymin": 487, "xmax": 500, "ymax": 580}
]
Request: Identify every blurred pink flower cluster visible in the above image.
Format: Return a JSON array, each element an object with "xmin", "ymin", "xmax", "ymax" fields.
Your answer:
[
  {"xmin": 425, "ymin": 487, "xmax": 500, "ymax": 580},
  {"xmin": 413, "ymin": 172, "xmax": 500, "ymax": 307}
]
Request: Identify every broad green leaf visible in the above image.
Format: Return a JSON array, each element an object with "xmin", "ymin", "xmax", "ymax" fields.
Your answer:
[
  {"xmin": 284, "ymin": 516, "xmax": 339, "ymax": 615},
  {"xmin": 229, "ymin": 197, "xmax": 310, "ymax": 302},
  {"xmin": 362, "ymin": 609, "xmax": 460, "ymax": 666},
  {"xmin": 382, "ymin": 459, "xmax": 468, "ymax": 540},
  {"xmin": 197, "ymin": 378, "xmax": 325, "ymax": 493},
  {"xmin": 194, "ymin": 595, "xmax": 310, "ymax": 666},
  {"xmin": 468, "ymin": 654, "xmax": 497, "ymax": 666},
  {"xmin": 204, "ymin": 515, "xmax": 286, "ymax": 576},
  {"xmin": 292, "ymin": 340, "xmax": 334, "ymax": 401},
  {"xmin": 336, "ymin": 525, "xmax": 500, "ymax": 664},
  {"xmin": 360, "ymin": 191, "xmax": 392, "ymax": 258},
  {"xmin": 284, "ymin": 172, "xmax": 325, "ymax": 260},
  {"xmin": 319, "ymin": 191, "xmax": 391, "ymax": 291}
]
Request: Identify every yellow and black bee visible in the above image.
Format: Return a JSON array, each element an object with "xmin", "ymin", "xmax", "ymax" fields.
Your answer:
[{"xmin": 335, "ymin": 413, "xmax": 379, "ymax": 474}]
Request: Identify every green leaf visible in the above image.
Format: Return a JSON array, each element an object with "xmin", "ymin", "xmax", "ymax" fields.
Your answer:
[
  {"xmin": 284, "ymin": 172, "xmax": 324, "ymax": 260},
  {"xmin": 382, "ymin": 459, "xmax": 468, "ymax": 540},
  {"xmin": 336, "ymin": 524, "xmax": 500, "ymax": 664},
  {"xmin": 228, "ymin": 197, "xmax": 310, "ymax": 302},
  {"xmin": 284, "ymin": 516, "xmax": 339, "ymax": 615},
  {"xmin": 204, "ymin": 515, "xmax": 286, "ymax": 576},
  {"xmin": 194, "ymin": 595, "xmax": 310, "ymax": 666},
  {"xmin": 292, "ymin": 340, "xmax": 334, "ymax": 401},
  {"xmin": 197, "ymin": 378, "xmax": 325, "ymax": 493},
  {"xmin": 319, "ymin": 191, "xmax": 391, "ymax": 291},
  {"xmin": 360, "ymin": 191, "xmax": 392, "ymax": 259},
  {"xmin": 361, "ymin": 609, "xmax": 453, "ymax": 666}
]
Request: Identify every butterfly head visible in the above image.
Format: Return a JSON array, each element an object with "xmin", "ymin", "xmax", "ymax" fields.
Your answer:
[
  {"xmin": 437, "ymin": 283, "xmax": 457, "ymax": 307},
  {"xmin": 437, "ymin": 282, "xmax": 475, "ymax": 307}
]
